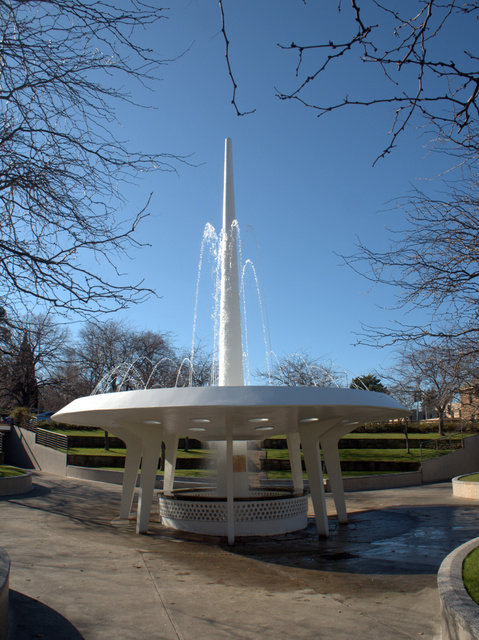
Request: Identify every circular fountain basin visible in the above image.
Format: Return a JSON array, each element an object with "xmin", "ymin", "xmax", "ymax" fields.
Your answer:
[
  {"xmin": 159, "ymin": 487, "xmax": 309, "ymax": 536},
  {"xmin": 53, "ymin": 385, "xmax": 409, "ymax": 440}
]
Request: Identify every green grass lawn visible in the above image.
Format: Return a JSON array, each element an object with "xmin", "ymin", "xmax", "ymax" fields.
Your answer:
[
  {"xmin": 264, "ymin": 469, "xmax": 401, "ymax": 480},
  {"xmin": 459, "ymin": 473, "xmax": 479, "ymax": 482},
  {"xmin": 69, "ymin": 445, "xmax": 445, "ymax": 464},
  {"xmin": 67, "ymin": 446, "xmax": 127, "ymax": 457},
  {"xmin": 263, "ymin": 447, "xmax": 447, "ymax": 463},
  {"xmin": 265, "ymin": 431, "xmax": 466, "ymax": 440},
  {"xmin": 98, "ymin": 467, "xmax": 216, "ymax": 478},
  {"xmin": 0, "ymin": 465, "xmax": 26, "ymax": 477},
  {"xmin": 67, "ymin": 446, "xmax": 213, "ymax": 459},
  {"xmin": 463, "ymin": 547, "xmax": 479, "ymax": 605},
  {"xmin": 47, "ymin": 427, "xmax": 106, "ymax": 436},
  {"xmin": 50, "ymin": 427, "xmax": 468, "ymax": 440}
]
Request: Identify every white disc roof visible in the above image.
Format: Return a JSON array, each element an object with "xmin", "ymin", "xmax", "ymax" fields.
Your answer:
[{"xmin": 53, "ymin": 386, "xmax": 410, "ymax": 441}]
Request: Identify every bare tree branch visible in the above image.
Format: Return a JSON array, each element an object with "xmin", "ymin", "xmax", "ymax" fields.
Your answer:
[
  {"xmin": 0, "ymin": 0, "xmax": 189, "ymax": 317},
  {"xmin": 343, "ymin": 168, "xmax": 479, "ymax": 346},
  {"xmin": 275, "ymin": 1, "xmax": 479, "ymax": 163},
  {"xmin": 218, "ymin": 0, "xmax": 256, "ymax": 117}
]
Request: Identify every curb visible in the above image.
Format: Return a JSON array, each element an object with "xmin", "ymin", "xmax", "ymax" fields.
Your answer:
[
  {"xmin": 438, "ymin": 536, "xmax": 479, "ymax": 640},
  {"xmin": 0, "ymin": 547, "xmax": 10, "ymax": 640}
]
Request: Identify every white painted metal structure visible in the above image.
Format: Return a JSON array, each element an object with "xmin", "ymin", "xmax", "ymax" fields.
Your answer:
[
  {"xmin": 53, "ymin": 385, "xmax": 410, "ymax": 540},
  {"xmin": 53, "ymin": 138, "xmax": 410, "ymax": 543}
]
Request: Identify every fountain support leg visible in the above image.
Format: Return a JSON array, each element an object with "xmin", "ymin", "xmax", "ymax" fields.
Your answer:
[
  {"xmin": 286, "ymin": 432, "xmax": 304, "ymax": 495},
  {"xmin": 162, "ymin": 433, "xmax": 179, "ymax": 496},
  {"xmin": 119, "ymin": 431, "xmax": 143, "ymax": 520},
  {"xmin": 321, "ymin": 434, "xmax": 348, "ymax": 524},
  {"xmin": 136, "ymin": 427, "xmax": 163, "ymax": 534},
  {"xmin": 298, "ymin": 425, "xmax": 328, "ymax": 536},
  {"xmin": 226, "ymin": 424, "xmax": 235, "ymax": 545}
]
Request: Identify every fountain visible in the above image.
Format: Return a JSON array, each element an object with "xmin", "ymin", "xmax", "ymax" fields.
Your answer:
[{"xmin": 53, "ymin": 138, "xmax": 410, "ymax": 544}]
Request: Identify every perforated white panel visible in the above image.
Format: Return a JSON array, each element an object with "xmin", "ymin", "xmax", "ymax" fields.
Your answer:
[{"xmin": 158, "ymin": 490, "xmax": 309, "ymax": 536}]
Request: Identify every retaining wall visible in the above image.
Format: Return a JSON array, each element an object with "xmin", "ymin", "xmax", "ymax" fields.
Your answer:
[
  {"xmin": 3, "ymin": 426, "xmax": 67, "ymax": 475},
  {"xmin": 327, "ymin": 471, "xmax": 423, "ymax": 492},
  {"xmin": 421, "ymin": 434, "xmax": 479, "ymax": 483},
  {"xmin": 438, "ymin": 537, "xmax": 479, "ymax": 640},
  {"xmin": 65, "ymin": 466, "xmax": 208, "ymax": 491}
]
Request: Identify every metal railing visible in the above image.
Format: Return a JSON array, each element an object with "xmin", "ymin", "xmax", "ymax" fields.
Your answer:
[
  {"xmin": 35, "ymin": 427, "xmax": 68, "ymax": 453},
  {"xmin": 22, "ymin": 418, "xmax": 38, "ymax": 433},
  {"xmin": 419, "ymin": 429, "xmax": 465, "ymax": 462}
]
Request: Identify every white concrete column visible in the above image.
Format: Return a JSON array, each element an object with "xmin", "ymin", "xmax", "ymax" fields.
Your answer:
[
  {"xmin": 162, "ymin": 432, "xmax": 179, "ymax": 496},
  {"xmin": 226, "ymin": 423, "xmax": 235, "ymax": 545},
  {"xmin": 321, "ymin": 434, "xmax": 348, "ymax": 524},
  {"xmin": 136, "ymin": 427, "xmax": 163, "ymax": 534},
  {"xmin": 286, "ymin": 432, "xmax": 304, "ymax": 495},
  {"xmin": 218, "ymin": 137, "xmax": 243, "ymax": 388},
  {"xmin": 216, "ymin": 138, "xmax": 249, "ymax": 500},
  {"xmin": 299, "ymin": 426, "xmax": 329, "ymax": 537},
  {"xmin": 216, "ymin": 439, "xmax": 249, "ymax": 497},
  {"xmin": 119, "ymin": 432, "xmax": 143, "ymax": 520}
]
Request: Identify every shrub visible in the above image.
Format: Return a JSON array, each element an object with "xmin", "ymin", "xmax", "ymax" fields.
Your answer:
[{"xmin": 9, "ymin": 407, "xmax": 33, "ymax": 428}]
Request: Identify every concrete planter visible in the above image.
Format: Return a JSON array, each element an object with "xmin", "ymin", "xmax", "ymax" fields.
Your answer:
[
  {"xmin": 0, "ymin": 469, "xmax": 33, "ymax": 496},
  {"xmin": 452, "ymin": 474, "xmax": 479, "ymax": 499},
  {"xmin": 438, "ymin": 537, "xmax": 479, "ymax": 640}
]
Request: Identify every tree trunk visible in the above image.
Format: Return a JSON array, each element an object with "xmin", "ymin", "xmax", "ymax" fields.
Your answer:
[{"xmin": 438, "ymin": 411, "xmax": 445, "ymax": 437}]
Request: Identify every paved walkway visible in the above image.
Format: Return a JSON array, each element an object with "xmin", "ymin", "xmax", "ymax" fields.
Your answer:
[{"xmin": 2, "ymin": 473, "xmax": 479, "ymax": 640}]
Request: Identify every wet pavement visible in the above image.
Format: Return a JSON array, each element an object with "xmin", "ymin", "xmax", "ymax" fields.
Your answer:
[{"xmin": 1, "ymin": 473, "xmax": 479, "ymax": 639}]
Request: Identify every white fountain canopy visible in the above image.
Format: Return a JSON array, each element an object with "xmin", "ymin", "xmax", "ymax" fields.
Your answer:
[
  {"xmin": 57, "ymin": 385, "xmax": 405, "ymax": 441},
  {"xmin": 54, "ymin": 138, "xmax": 410, "ymax": 544}
]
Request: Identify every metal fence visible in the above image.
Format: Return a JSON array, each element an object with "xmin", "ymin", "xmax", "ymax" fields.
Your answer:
[
  {"xmin": 35, "ymin": 427, "xmax": 68, "ymax": 453},
  {"xmin": 23, "ymin": 418, "xmax": 38, "ymax": 433},
  {"xmin": 419, "ymin": 430, "xmax": 465, "ymax": 462}
]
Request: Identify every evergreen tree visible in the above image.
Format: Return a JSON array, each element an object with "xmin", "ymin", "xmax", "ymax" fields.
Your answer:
[
  {"xmin": 350, "ymin": 374, "xmax": 388, "ymax": 394},
  {"xmin": 10, "ymin": 332, "xmax": 39, "ymax": 409}
]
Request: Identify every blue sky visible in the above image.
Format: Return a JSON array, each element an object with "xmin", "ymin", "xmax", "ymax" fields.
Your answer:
[{"xmin": 99, "ymin": 1, "xmax": 460, "ymax": 383}]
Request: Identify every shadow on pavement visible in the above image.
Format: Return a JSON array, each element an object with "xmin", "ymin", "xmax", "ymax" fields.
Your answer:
[
  {"xmin": 0, "ymin": 483, "xmax": 52, "ymax": 501},
  {"xmin": 9, "ymin": 590, "xmax": 85, "ymax": 640}
]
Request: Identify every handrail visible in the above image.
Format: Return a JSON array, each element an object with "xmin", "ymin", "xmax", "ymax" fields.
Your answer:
[{"xmin": 419, "ymin": 428, "xmax": 464, "ymax": 463}]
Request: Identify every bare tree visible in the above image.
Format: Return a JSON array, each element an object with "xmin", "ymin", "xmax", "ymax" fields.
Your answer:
[
  {"xmin": 216, "ymin": 2, "xmax": 479, "ymax": 362},
  {"xmin": 0, "ymin": 0, "xmax": 184, "ymax": 317},
  {"xmin": 0, "ymin": 313, "xmax": 69, "ymax": 409},
  {"xmin": 175, "ymin": 343, "xmax": 213, "ymax": 388},
  {"xmin": 72, "ymin": 320, "xmax": 179, "ymax": 393},
  {"xmin": 345, "ymin": 172, "xmax": 479, "ymax": 346},
  {"xmin": 218, "ymin": 1, "xmax": 479, "ymax": 161},
  {"xmin": 388, "ymin": 340, "xmax": 472, "ymax": 435},
  {"xmin": 42, "ymin": 362, "xmax": 92, "ymax": 413},
  {"xmin": 258, "ymin": 351, "xmax": 344, "ymax": 387}
]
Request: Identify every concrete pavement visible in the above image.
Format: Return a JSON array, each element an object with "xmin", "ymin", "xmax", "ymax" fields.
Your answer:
[{"xmin": 2, "ymin": 473, "xmax": 479, "ymax": 639}]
